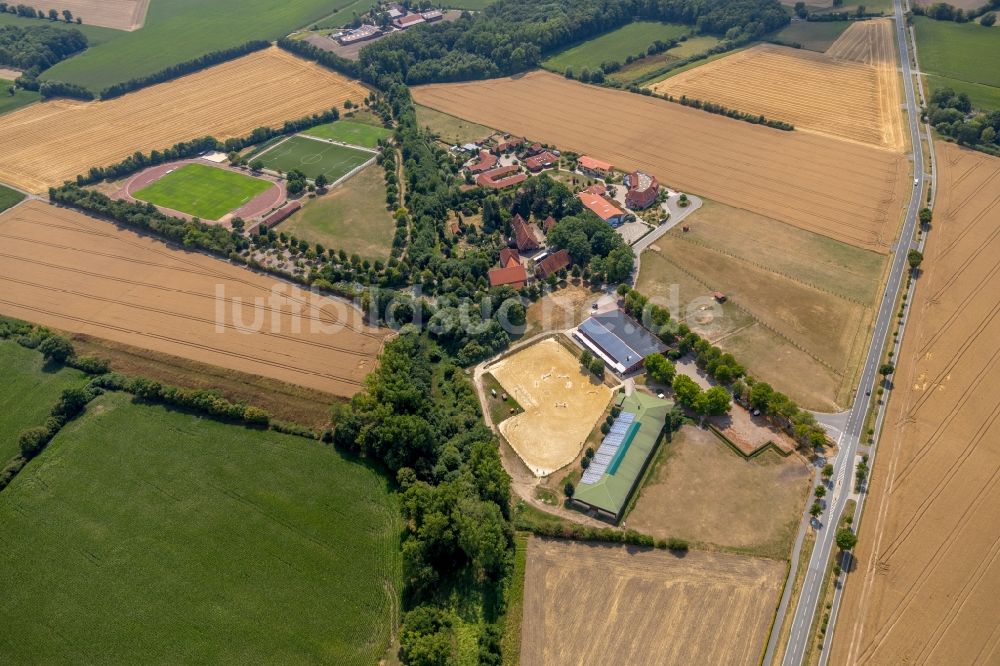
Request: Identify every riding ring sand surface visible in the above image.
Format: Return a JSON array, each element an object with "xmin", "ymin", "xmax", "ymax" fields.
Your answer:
[
  {"xmin": 487, "ymin": 338, "xmax": 611, "ymax": 477},
  {"xmin": 413, "ymin": 71, "xmax": 907, "ymax": 252},
  {"xmin": 0, "ymin": 47, "xmax": 367, "ymax": 193},
  {"xmin": 647, "ymin": 21, "xmax": 905, "ymax": 151},
  {"xmin": 0, "ymin": 201, "xmax": 389, "ymax": 396},
  {"xmin": 831, "ymin": 142, "xmax": 1000, "ymax": 665},
  {"xmin": 520, "ymin": 537, "xmax": 785, "ymax": 666},
  {"xmin": 20, "ymin": 0, "xmax": 150, "ymax": 30}
]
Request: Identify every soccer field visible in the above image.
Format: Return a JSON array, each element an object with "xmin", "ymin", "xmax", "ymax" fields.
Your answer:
[
  {"xmin": 258, "ymin": 135, "xmax": 374, "ymax": 182},
  {"xmin": 302, "ymin": 119, "xmax": 393, "ymax": 148},
  {"xmin": 133, "ymin": 163, "xmax": 273, "ymax": 220}
]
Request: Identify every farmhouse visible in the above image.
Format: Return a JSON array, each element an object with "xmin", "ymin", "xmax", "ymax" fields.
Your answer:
[
  {"xmin": 337, "ymin": 24, "xmax": 381, "ymax": 45},
  {"xmin": 579, "ymin": 155, "xmax": 613, "ymax": 177},
  {"xmin": 573, "ymin": 392, "xmax": 671, "ymax": 521},
  {"xmin": 500, "ymin": 247, "xmax": 521, "ymax": 268},
  {"xmin": 525, "ymin": 150, "xmax": 558, "ymax": 172},
  {"xmin": 575, "ymin": 309, "xmax": 667, "ymax": 375},
  {"xmin": 421, "ymin": 9, "xmax": 444, "ymax": 22},
  {"xmin": 536, "ymin": 248, "xmax": 571, "ymax": 279},
  {"xmin": 488, "ymin": 264, "xmax": 529, "ymax": 289},
  {"xmin": 394, "ymin": 13, "xmax": 425, "ymax": 29},
  {"xmin": 512, "ymin": 214, "xmax": 545, "ymax": 252},
  {"xmin": 625, "ymin": 171, "xmax": 659, "ymax": 209},
  {"xmin": 467, "ymin": 149, "xmax": 499, "ymax": 173},
  {"xmin": 578, "ymin": 191, "xmax": 625, "ymax": 226},
  {"xmin": 543, "ymin": 215, "xmax": 557, "ymax": 232},
  {"xmin": 583, "ymin": 182, "xmax": 607, "ymax": 196},
  {"xmin": 477, "ymin": 165, "xmax": 526, "ymax": 189},
  {"xmin": 493, "ymin": 135, "xmax": 524, "ymax": 154}
]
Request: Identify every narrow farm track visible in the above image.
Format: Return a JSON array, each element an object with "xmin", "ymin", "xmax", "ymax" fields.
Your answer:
[{"xmin": 0, "ymin": 202, "xmax": 389, "ymax": 396}]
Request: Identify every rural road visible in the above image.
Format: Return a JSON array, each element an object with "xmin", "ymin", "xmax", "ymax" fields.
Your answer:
[{"xmin": 774, "ymin": 1, "xmax": 927, "ymax": 663}]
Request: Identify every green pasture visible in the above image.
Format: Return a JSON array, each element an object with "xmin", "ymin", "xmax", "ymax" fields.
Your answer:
[
  {"xmin": 542, "ymin": 21, "xmax": 692, "ymax": 73},
  {"xmin": 608, "ymin": 35, "xmax": 721, "ymax": 83},
  {"xmin": 0, "ymin": 79, "xmax": 40, "ymax": 116},
  {"xmin": 257, "ymin": 135, "xmax": 373, "ymax": 182},
  {"xmin": 303, "ymin": 118, "xmax": 392, "ymax": 148},
  {"xmin": 0, "ymin": 341, "xmax": 88, "ymax": 462},
  {"xmin": 0, "ymin": 183, "xmax": 25, "ymax": 213},
  {"xmin": 0, "ymin": 392, "xmax": 400, "ymax": 664},
  {"xmin": 915, "ymin": 16, "xmax": 1000, "ymax": 110},
  {"xmin": 133, "ymin": 163, "xmax": 272, "ymax": 220},
  {"xmin": 769, "ymin": 20, "xmax": 851, "ymax": 51}
]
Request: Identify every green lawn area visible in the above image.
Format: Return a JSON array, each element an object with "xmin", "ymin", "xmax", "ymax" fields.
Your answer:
[
  {"xmin": 0, "ymin": 341, "xmax": 88, "ymax": 462},
  {"xmin": 257, "ymin": 135, "xmax": 373, "ymax": 182},
  {"xmin": 915, "ymin": 16, "xmax": 1000, "ymax": 110},
  {"xmin": 542, "ymin": 21, "xmax": 692, "ymax": 74},
  {"xmin": 0, "ymin": 183, "xmax": 25, "ymax": 213},
  {"xmin": 769, "ymin": 20, "xmax": 851, "ymax": 51},
  {"xmin": 608, "ymin": 35, "xmax": 721, "ymax": 83},
  {"xmin": 133, "ymin": 163, "xmax": 272, "ymax": 220},
  {"xmin": 281, "ymin": 164, "xmax": 394, "ymax": 260},
  {"xmin": 39, "ymin": 0, "xmax": 352, "ymax": 92},
  {"xmin": 0, "ymin": 392, "xmax": 400, "ymax": 664},
  {"xmin": 316, "ymin": 0, "xmax": 378, "ymax": 29},
  {"xmin": 0, "ymin": 79, "xmax": 40, "ymax": 116},
  {"xmin": 442, "ymin": 0, "xmax": 496, "ymax": 9},
  {"xmin": 303, "ymin": 118, "xmax": 393, "ymax": 148},
  {"xmin": 415, "ymin": 103, "xmax": 493, "ymax": 144}
]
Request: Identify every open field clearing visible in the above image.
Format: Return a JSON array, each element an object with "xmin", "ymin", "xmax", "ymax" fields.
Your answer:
[
  {"xmin": 257, "ymin": 135, "xmax": 373, "ymax": 182},
  {"xmin": 0, "ymin": 184, "xmax": 24, "ymax": 213},
  {"xmin": 39, "ymin": 0, "xmax": 348, "ymax": 92},
  {"xmin": 542, "ymin": 21, "xmax": 691, "ymax": 74},
  {"xmin": 0, "ymin": 340, "xmax": 88, "ymax": 461},
  {"xmin": 414, "ymin": 71, "xmax": 908, "ymax": 252},
  {"xmin": 415, "ymin": 104, "xmax": 493, "ymax": 144},
  {"xmin": 521, "ymin": 537, "xmax": 784, "ymax": 665},
  {"xmin": 0, "ymin": 392, "xmax": 399, "ymax": 664},
  {"xmin": 649, "ymin": 34, "xmax": 904, "ymax": 150},
  {"xmin": 0, "ymin": 48, "xmax": 367, "ymax": 193},
  {"xmin": 21, "ymin": 0, "xmax": 149, "ymax": 31},
  {"xmin": 133, "ymin": 163, "xmax": 273, "ymax": 220},
  {"xmin": 302, "ymin": 118, "xmax": 393, "ymax": 149},
  {"xmin": 769, "ymin": 20, "xmax": 851, "ymax": 51},
  {"xmin": 487, "ymin": 338, "xmax": 611, "ymax": 477},
  {"xmin": 831, "ymin": 142, "xmax": 1000, "ymax": 664},
  {"xmin": 0, "ymin": 78, "xmax": 39, "ymax": 116},
  {"xmin": 608, "ymin": 35, "xmax": 721, "ymax": 84},
  {"xmin": 0, "ymin": 201, "xmax": 389, "ymax": 396},
  {"xmin": 281, "ymin": 164, "xmax": 394, "ymax": 261},
  {"xmin": 914, "ymin": 16, "xmax": 1000, "ymax": 110},
  {"xmin": 628, "ymin": 425, "xmax": 811, "ymax": 558}
]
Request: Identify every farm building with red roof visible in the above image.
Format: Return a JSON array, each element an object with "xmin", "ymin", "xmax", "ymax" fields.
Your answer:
[
  {"xmin": 536, "ymin": 249, "xmax": 571, "ymax": 279},
  {"xmin": 578, "ymin": 155, "xmax": 613, "ymax": 177},
  {"xmin": 578, "ymin": 191, "xmax": 626, "ymax": 226},
  {"xmin": 524, "ymin": 151, "xmax": 558, "ymax": 172},
  {"xmin": 625, "ymin": 171, "xmax": 659, "ymax": 210},
  {"xmin": 499, "ymin": 247, "xmax": 521, "ymax": 268},
  {"xmin": 488, "ymin": 264, "xmax": 528, "ymax": 289},
  {"xmin": 477, "ymin": 165, "xmax": 526, "ymax": 190},
  {"xmin": 511, "ymin": 214, "xmax": 544, "ymax": 252},
  {"xmin": 467, "ymin": 150, "xmax": 498, "ymax": 174}
]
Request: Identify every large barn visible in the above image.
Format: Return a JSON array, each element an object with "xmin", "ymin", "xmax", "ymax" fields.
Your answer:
[{"xmin": 575, "ymin": 309, "xmax": 667, "ymax": 375}]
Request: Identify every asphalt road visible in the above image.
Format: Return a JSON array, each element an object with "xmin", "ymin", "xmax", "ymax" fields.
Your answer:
[{"xmin": 777, "ymin": 1, "xmax": 926, "ymax": 663}]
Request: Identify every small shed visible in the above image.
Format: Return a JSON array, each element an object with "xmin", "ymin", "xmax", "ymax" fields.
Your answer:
[{"xmin": 713, "ymin": 291, "xmax": 727, "ymax": 303}]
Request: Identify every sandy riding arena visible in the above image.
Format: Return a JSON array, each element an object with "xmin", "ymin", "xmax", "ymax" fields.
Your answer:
[
  {"xmin": 831, "ymin": 143, "xmax": 1000, "ymax": 664},
  {"xmin": 413, "ymin": 71, "xmax": 907, "ymax": 252},
  {"xmin": 0, "ymin": 201, "xmax": 389, "ymax": 396},
  {"xmin": 0, "ymin": 48, "xmax": 367, "ymax": 193},
  {"xmin": 648, "ymin": 34, "xmax": 904, "ymax": 151},
  {"xmin": 19, "ymin": 0, "xmax": 150, "ymax": 31},
  {"xmin": 487, "ymin": 338, "xmax": 611, "ymax": 476},
  {"xmin": 521, "ymin": 538, "xmax": 785, "ymax": 665}
]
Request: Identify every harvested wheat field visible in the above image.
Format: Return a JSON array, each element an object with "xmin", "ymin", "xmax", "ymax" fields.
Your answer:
[
  {"xmin": 648, "ymin": 31, "xmax": 904, "ymax": 150},
  {"xmin": 0, "ymin": 47, "xmax": 367, "ymax": 193},
  {"xmin": 521, "ymin": 537, "xmax": 785, "ymax": 665},
  {"xmin": 487, "ymin": 337, "xmax": 611, "ymax": 477},
  {"xmin": 0, "ymin": 201, "xmax": 389, "ymax": 396},
  {"xmin": 20, "ymin": 0, "xmax": 149, "ymax": 30},
  {"xmin": 414, "ymin": 71, "xmax": 907, "ymax": 252},
  {"xmin": 831, "ymin": 142, "xmax": 1000, "ymax": 665}
]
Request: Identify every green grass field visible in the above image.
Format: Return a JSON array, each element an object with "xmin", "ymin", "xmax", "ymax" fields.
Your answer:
[
  {"xmin": 315, "ymin": 0, "xmax": 377, "ymax": 29},
  {"xmin": 258, "ymin": 135, "xmax": 373, "ymax": 182},
  {"xmin": 542, "ymin": 21, "xmax": 692, "ymax": 73},
  {"xmin": 769, "ymin": 20, "xmax": 851, "ymax": 51},
  {"xmin": 0, "ymin": 341, "xmax": 88, "ymax": 462},
  {"xmin": 303, "ymin": 118, "xmax": 393, "ymax": 148},
  {"xmin": 608, "ymin": 35, "xmax": 721, "ymax": 83},
  {"xmin": 0, "ymin": 80, "xmax": 40, "ymax": 116},
  {"xmin": 133, "ymin": 164, "xmax": 272, "ymax": 220},
  {"xmin": 282, "ymin": 164, "xmax": 394, "ymax": 260},
  {"xmin": 642, "ymin": 46, "xmax": 752, "ymax": 85},
  {"xmin": 415, "ymin": 104, "xmax": 493, "ymax": 144},
  {"xmin": 915, "ymin": 17, "xmax": 1000, "ymax": 110},
  {"xmin": 0, "ymin": 392, "xmax": 400, "ymax": 664},
  {"xmin": 39, "ymin": 0, "xmax": 351, "ymax": 92},
  {"xmin": 0, "ymin": 183, "xmax": 25, "ymax": 213}
]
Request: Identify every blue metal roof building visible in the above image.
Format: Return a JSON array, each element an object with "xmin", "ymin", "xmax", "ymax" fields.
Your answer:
[{"xmin": 575, "ymin": 309, "xmax": 667, "ymax": 374}]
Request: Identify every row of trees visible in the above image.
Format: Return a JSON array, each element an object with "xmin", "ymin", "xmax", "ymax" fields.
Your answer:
[
  {"xmin": 0, "ymin": 3, "xmax": 81, "ymax": 23},
  {"xmin": 661, "ymin": 92, "xmax": 795, "ymax": 130}
]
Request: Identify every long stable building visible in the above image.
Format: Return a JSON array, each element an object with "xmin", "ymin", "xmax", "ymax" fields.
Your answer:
[
  {"xmin": 575, "ymin": 309, "xmax": 667, "ymax": 375},
  {"xmin": 573, "ymin": 392, "xmax": 671, "ymax": 522}
]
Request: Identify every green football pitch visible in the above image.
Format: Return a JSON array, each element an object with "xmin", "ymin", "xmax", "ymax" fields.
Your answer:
[
  {"xmin": 301, "ymin": 119, "xmax": 393, "ymax": 149},
  {"xmin": 257, "ymin": 135, "xmax": 373, "ymax": 182},
  {"xmin": 133, "ymin": 163, "xmax": 272, "ymax": 220}
]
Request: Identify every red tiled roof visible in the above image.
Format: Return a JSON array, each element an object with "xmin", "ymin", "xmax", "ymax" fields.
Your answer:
[
  {"xmin": 626, "ymin": 170, "xmax": 659, "ymax": 209},
  {"xmin": 536, "ymin": 249, "xmax": 571, "ymax": 278},
  {"xmin": 467, "ymin": 150, "xmax": 498, "ymax": 173},
  {"xmin": 578, "ymin": 191, "xmax": 624, "ymax": 222},
  {"xmin": 500, "ymin": 247, "xmax": 520, "ymax": 268},
  {"xmin": 488, "ymin": 264, "xmax": 528, "ymax": 288},
  {"xmin": 395, "ymin": 13, "xmax": 425, "ymax": 27},
  {"xmin": 584, "ymin": 183, "xmax": 606, "ymax": 196},
  {"xmin": 525, "ymin": 151, "xmax": 558, "ymax": 172},
  {"xmin": 512, "ymin": 213, "xmax": 543, "ymax": 252},
  {"xmin": 579, "ymin": 155, "xmax": 613, "ymax": 172},
  {"xmin": 543, "ymin": 215, "xmax": 557, "ymax": 232},
  {"xmin": 477, "ymin": 165, "xmax": 525, "ymax": 189},
  {"xmin": 261, "ymin": 201, "xmax": 301, "ymax": 229}
]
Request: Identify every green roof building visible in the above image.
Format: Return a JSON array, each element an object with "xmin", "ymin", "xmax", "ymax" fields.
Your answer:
[{"xmin": 572, "ymin": 391, "xmax": 671, "ymax": 522}]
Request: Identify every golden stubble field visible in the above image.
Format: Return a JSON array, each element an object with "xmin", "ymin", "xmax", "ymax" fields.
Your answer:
[
  {"xmin": 487, "ymin": 338, "xmax": 611, "ymax": 477},
  {"xmin": 22, "ymin": 0, "xmax": 149, "ymax": 30},
  {"xmin": 831, "ymin": 142, "xmax": 1000, "ymax": 664},
  {"xmin": 0, "ymin": 47, "xmax": 368, "ymax": 193},
  {"xmin": 521, "ymin": 537, "xmax": 785, "ymax": 665},
  {"xmin": 413, "ymin": 71, "xmax": 907, "ymax": 253},
  {"xmin": 0, "ymin": 201, "xmax": 388, "ymax": 396},
  {"xmin": 648, "ymin": 21, "xmax": 904, "ymax": 151}
]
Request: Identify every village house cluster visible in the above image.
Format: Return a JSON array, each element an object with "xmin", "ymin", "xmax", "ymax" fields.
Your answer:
[{"xmin": 334, "ymin": 2, "xmax": 444, "ymax": 46}]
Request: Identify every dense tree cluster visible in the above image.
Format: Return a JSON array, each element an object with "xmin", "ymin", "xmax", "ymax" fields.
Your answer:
[
  {"xmin": 546, "ymin": 212, "xmax": 634, "ymax": 284},
  {"xmin": 331, "ymin": 331, "xmax": 513, "ymax": 664},
  {"xmin": 0, "ymin": 23, "xmax": 85, "ymax": 70},
  {"xmin": 357, "ymin": 0, "xmax": 788, "ymax": 84},
  {"xmin": 100, "ymin": 40, "xmax": 270, "ymax": 99},
  {"xmin": 912, "ymin": 0, "xmax": 999, "ymax": 23},
  {"xmin": 926, "ymin": 87, "xmax": 1000, "ymax": 155}
]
